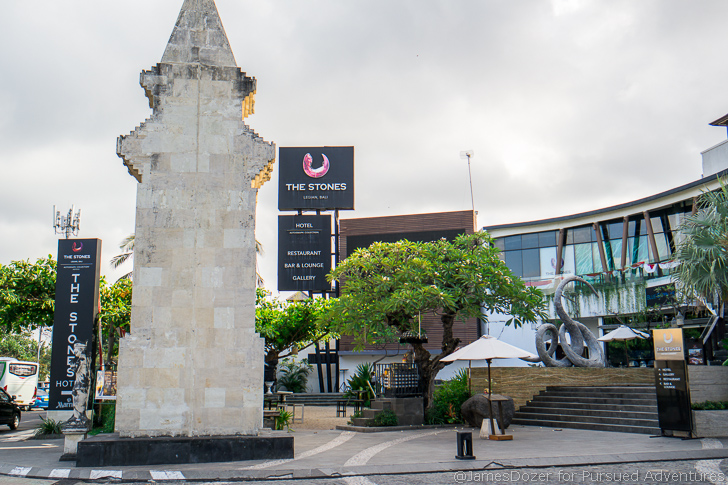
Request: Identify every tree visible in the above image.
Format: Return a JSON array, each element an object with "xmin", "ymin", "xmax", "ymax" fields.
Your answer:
[
  {"xmin": 0, "ymin": 257, "xmax": 56, "ymax": 333},
  {"xmin": 675, "ymin": 179, "xmax": 728, "ymax": 312},
  {"xmin": 255, "ymin": 288, "xmax": 335, "ymax": 380},
  {"xmin": 98, "ymin": 277, "xmax": 132, "ymax": 368},
  {"xmin": 110, "ymin": 235, "xmax": 135, "ymax": 281},
  {"xmin": 324, "ymin": 233, "xmax": 546, "ymax": 410},
  {"xmin": 0, "ymin": 255, "xmax": 132, "ymax": 368}
]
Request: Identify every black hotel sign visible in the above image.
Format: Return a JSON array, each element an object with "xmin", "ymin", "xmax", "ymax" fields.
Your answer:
[
  {"xmin": 278, "ymin": 146, "xmax": 354, "ymax": 211},
  {"xmin": 278, "ymin": 215, "xmax": 331, "ymax": 291},
  {"xmin": 49, "ymin": 239, "xmax": 101, "ymax": 411},
  {"xmin": 652, "ymin": 328, "xmax": 693, "ymax": 434}
]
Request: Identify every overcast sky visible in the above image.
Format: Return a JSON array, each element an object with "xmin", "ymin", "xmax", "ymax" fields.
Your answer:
[{"xmin": 2, "ymin": 0, "xmax": 728, "ymax": 294}]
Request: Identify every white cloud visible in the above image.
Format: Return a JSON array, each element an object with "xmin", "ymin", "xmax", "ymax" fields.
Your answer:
[{"xmin": 2, "ymin": 0, "xmax": 728, "ymax": 295}]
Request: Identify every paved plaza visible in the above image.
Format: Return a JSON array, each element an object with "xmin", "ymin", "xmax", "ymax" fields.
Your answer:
[{"xmin": 1, "ymin": 408, "xmax": 727, "ymax": 483}]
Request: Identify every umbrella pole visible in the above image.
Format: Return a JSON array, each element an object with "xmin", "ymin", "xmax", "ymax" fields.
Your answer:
[
  {"xmin": 487, "ymin": 359, "xmax": 496, "ymax": 437},
  {"xmin": 468, "ymin": 360, "xmax": 472, "ymax": 394},
  {"xmin": 624, "ymin": 340, "xmax": 629, "ymax": 367}
]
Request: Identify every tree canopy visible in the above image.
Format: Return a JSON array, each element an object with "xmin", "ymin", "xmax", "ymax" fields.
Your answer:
[
  {"xmin": 255, "ymin": 288, "xmax": 335, "ymax": 370},
  {"xmin": 675, "ymin": 179, "xmax": 728, "ymax": 306},
  {"xmin": 0, "ymin": 257, "xmax": 56, "ymax": 332},
  {"xmin": 0, "ymin": 256, "xmax": 132, "ymax": 366},
  {"xmin": 324, "ymin": 232, "xmax": 546, "ymax": 408},
  {"xmin": 98, "ymin": 277, "xmax": 132, "ymax": 367}
]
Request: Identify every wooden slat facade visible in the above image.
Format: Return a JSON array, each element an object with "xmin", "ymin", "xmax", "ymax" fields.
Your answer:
[{"xmin": 338, "ymin": 210, "xmax": 479, "ymax": 352}]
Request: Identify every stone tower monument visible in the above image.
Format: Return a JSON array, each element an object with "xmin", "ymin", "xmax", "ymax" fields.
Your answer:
[{"xmin": 115, "ymin": 0, "xmax": 275, "ymax": 437}]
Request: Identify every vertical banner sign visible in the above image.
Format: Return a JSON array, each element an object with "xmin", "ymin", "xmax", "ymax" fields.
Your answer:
[
  {"xmin": 278, "ymin": 215, "xmax": 332, "ymax": 291},
  {"xmin": 278, "ymin": 146, "xmax": 355, "ymax": 211},
  {"xmin": 49, "ymin": 239, "xmax": 101, "ymax": 411},
  {"xmin": 652, "ymin": 328, "xmax": 693, "ymax": 434}
]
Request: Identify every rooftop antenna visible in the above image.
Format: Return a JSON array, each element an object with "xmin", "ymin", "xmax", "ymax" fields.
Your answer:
[
  {"xmin": 460, "ymin": 150, "xmax": 475, "ymax": 212},
  {"xmin": 53, "ymin": 205, "xmax": 81, "ymax": 239}
]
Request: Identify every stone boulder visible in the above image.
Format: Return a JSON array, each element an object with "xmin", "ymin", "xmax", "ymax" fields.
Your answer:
[{"xmin": 461, "ymin": 394, "xmax": 515, "ymax": 429}]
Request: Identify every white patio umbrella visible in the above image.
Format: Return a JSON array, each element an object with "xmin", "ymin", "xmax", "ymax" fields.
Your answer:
[
  {"xmin": 442, "ymin": 335, "xmax": 537, "ymax": 438},
  {"xmin": 598, "ymin": 325, "xmax": 648, "ymax": 366}
]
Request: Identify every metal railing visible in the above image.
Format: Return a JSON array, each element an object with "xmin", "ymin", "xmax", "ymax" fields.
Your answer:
[{"xmin": 375, "ymin": 363, "xmax": 424, "ymax": 398}]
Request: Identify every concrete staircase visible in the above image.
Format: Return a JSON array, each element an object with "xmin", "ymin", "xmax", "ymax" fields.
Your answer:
[{"xmin": 512, "ymin": 385, "xmax": 660, "ymax": 434}]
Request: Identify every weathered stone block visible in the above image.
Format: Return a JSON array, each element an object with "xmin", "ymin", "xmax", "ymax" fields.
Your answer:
[{"xmin": 461, "ymin": 394, "xmax": 515, "ymax": 429}]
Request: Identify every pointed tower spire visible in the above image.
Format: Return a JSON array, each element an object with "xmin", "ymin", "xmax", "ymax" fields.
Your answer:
[{"xmin": 162, "ymin": 0, "xmax": 237, "ymax": 67}]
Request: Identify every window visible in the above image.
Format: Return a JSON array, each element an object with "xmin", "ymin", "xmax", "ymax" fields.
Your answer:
[
  {"xmin": 504, "ymin": 251, "xmax": 523, "ymax": 277},
  {"xmin": 521, "ymin": 233, "xmax": 540, "ymax": 249},
  {"xmin": 522, "ymin": 249, "xmax": 540, "ymax": 278},
  {"xmin": 538, "ymin": 231, "xmax": 558, "ymax": 247},
  {"xmin": 504, "ymin": 235, "xmax": 521, "ymax": 251}
]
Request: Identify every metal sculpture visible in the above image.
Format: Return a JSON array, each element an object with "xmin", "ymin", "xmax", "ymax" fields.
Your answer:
[{"xmin": 528, "ymin": 276, "xmax": 605, "ymax": 368}]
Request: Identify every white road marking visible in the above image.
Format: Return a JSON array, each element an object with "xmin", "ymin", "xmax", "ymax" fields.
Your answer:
[
  {"xmin": 2, "ymin": 430, "xmax": 35, "ymax": 442},
  {"xmin": 89, "ymin": 470, "xmax": 123, "ymax": 479},
  {"xmin": 342, "ymin": 429, "xmax": 450, "ymax": 485},
  {"xmin": 150, "ymin": 470, "xmax": 186, "ymax": 480},
  {"xmin": 9, "ymin": 467, "xmax": 31, "ymax": 476},
  {"xmin": 242, "ymin": 431, "xmax": 356, "ymax": 469},
  {"xmin": 49, "ymin": 469, "xmax": 71, "ymax": 478}
]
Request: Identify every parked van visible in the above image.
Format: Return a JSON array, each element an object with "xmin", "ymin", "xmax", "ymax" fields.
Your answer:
[{"xmin": 0, "ymin": 358, "xmax": 39, "ymax": 411}]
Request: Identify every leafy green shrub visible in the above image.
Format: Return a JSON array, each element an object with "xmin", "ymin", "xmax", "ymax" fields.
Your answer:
[
  {"xmin": 33, "ymin": 417, "xmax": 64, "ymax": 438},
  {"xmin": 275, "ymin": 409, "xmax": 293, "ymax": 431},
  {"xmin": 692, "ymin": 400, "xmax": 728, "ymax": 410},
  {"xmin": 368, "ymin": 410, "xmax": 398, "ymax": 427},
  {"xmin": 344, "ymin": 363, "xmax": 376, "ymax": 407},
  {"xmin": 276, "ymin": 358, "xmax": 313, "ymax": 393},
  {"xmin": 89, "ymin": 401, "xmax": 116, "ymax": 436},
  {"xmin": 425, "ymin": 369, "xmax": 471, "ymax": 425}
]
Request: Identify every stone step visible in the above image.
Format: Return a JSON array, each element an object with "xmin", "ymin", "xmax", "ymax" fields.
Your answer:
[
  {"xmin": 523, "ymin": 401, "xmax": 657, "ymax": 413},
  {"xmin": 350, "ymin": 417, "xmax": 373, "ymax": 427},
  {"xmin": 516, "ymin": 406, "xmax": 657, "ymax": 421},
  {"xmin": 511, "ymin": 417, "xmax": 660, "ymax": 435},
  {"xmin": 529, "ymin": 395, "xmax": 656, "ymax": 406},
  {"xmin": 539, "ymin": 390, "xmax": 657, "ymax": 400},
  {"xmin": 541, "ymin": 387, "xmax": 657, "ymax": 396},
  {"xmin": 544, "ymin": 385, "xmax": 655, "ymax": 394},
  {"xmin": 513, "ymin": 385, "xmax": 660, "ymax": 435},
  {"xmin": 513, "ymin": 411, "xmax": 658, "ymax": 428}
]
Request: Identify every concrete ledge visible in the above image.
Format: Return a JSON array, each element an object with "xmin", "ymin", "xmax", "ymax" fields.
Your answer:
[
  {"xmin": 694, "ymin": 410, "xmax": 728, "ymax": 438},
  {"xmin": 75, "ymin": 433, "xmax": 294, "ymax": 467}
]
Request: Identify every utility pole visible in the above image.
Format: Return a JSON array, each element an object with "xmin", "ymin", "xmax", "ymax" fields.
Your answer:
[{"xmin": 53, "ymin": 205, "xmax": 81, "ymax": 239}]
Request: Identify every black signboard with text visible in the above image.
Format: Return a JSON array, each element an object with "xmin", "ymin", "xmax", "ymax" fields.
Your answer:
[
  {"xmin": 278, "ymin": 215, "xmax": 332, "ymax": 291},
  {"xmin": 652, "ymin": 328, "xmax": 693, "ymax": 435},
  {"xmin": 654, "ymin": 360, "xmax": 693, "ymax": 432},
  {"xmin": 48, "ymin": 239, "xmax": 101, "ymax": 411},
  {"xmin": 278, "ymin": 146, "xmax": 354, "ymax": 211}
]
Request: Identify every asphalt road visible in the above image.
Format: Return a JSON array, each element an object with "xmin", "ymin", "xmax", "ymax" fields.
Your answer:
[
  {"xmin": 5, "ymin": 460, "xmax": 724, "ymax": 485},
  {"xmin": 0, "ymin": 409, "xmax": 44, "ymax": 437}
]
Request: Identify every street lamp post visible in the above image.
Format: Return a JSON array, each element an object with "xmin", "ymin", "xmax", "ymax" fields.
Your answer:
[{"xmin": 460, "ymin": 150, "xmax": 475, "ymax": 212}]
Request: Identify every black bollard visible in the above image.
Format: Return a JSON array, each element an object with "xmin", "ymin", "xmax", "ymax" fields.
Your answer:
[{"xmin": 455, "ymin": 431, "xmax": 475, "ymax": 460}]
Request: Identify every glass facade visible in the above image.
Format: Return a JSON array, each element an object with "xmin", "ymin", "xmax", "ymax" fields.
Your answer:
[{"xmin": 494, "ymin": 204, "xmax": 693, "ymax": 281}]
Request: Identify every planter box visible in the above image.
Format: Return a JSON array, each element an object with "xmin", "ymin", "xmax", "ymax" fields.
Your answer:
[{"xmin": 693, "ymin": 410, "xmax": 728, "ymax": 438}]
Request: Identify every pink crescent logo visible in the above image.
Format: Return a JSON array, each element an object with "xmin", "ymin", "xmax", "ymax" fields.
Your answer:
[
  {"xmin": 72, "ymin": 242, "xmax": 83, "ymax": 252},
  {"xmin": 303, "ymin": 153, "xmax": 330, "ymax": 178}
]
